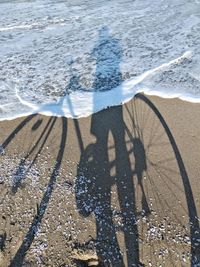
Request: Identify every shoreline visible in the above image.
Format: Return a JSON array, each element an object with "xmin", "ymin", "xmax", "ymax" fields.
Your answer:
[
  {"xmin": 0, "ymin": 94, "xmax": 200, "ymax": 266},
  {"xmin": 2, "ymin": 90, "xmax": 200, "ymax": 123},
  {"xmin": 0, "ymin": 48, "xmax": 199, "ymax": 123}
]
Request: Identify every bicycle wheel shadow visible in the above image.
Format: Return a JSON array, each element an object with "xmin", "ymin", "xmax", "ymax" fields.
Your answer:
[
  {"xmin": 0, "ymin": 114, "xmax": 68, "ymax": 267},
  {"xmin": 75, "ymin": 93, "xmax": 200, "ymax": 267},
  {"xmin": 135, "ymin": 93, "xmax": 200, "ymax": 266}
]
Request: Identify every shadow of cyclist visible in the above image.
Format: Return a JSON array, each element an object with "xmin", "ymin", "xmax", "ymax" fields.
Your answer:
[{"xmin": 75, "ymin": 26, "xmax": 145, "ymax": 266}]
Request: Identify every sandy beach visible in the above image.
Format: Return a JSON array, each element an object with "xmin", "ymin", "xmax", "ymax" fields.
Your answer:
[{"xmin": 0, "ymin": 94, "xmax": 200, "ymax": 267}]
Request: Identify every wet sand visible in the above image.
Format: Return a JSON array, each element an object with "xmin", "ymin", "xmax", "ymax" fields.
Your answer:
[{"xmin": 0, "ymin": 94, "xmax": 200, "ymax": 267}]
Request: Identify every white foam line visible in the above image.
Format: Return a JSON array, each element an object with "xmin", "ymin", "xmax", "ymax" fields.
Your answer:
[
  {"xmin": 0, "ymin": 17, "xmax": 67, "ymax": 32},
  {"xmin": 0, "ymin": 24, "xmax": 39, "ymax": 32},
  {"xmin": 123, "ymin": 51, "xmax": 193, "ymax": 87},
  {"xmin": 1, "ymin": 50, "xmax": 198, "ymax": 122}
]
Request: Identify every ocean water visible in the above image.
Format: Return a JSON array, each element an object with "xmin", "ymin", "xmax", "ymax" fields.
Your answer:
[{"xmin": 0, "ymin": 0, "xmax": 200, "ymax": 120}]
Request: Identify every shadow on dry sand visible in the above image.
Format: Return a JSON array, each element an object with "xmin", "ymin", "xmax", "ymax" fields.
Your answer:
[
  {"xmin": 0, "ymin": 93, "xmax": 199, "ymax": 266},
  {"xmin": 1, "ymin": 116, "xmax": 68, "ymax": 267},
  {"xmin": 75, "ymin": 93, "xmax": 200, "ymax": 267}
]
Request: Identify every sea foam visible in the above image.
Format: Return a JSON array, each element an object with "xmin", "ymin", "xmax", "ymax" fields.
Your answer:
[
  {"xmin": 1, "ymin": 50, "xmax": 198, "ymax": 121},
  {"xmin": 1, "ymin": 0, "xmax": 200, "ymax": 121}
]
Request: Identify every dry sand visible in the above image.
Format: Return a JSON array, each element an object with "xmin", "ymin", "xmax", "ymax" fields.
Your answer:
[{"xmin": 0, "ymin": 93, "xmax": 200, "ymax": 267}]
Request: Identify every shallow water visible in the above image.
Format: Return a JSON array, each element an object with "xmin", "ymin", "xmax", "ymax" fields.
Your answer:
[{"xmin": 0, "ymin": 0, "xmax": 200, "ymax": 119}]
